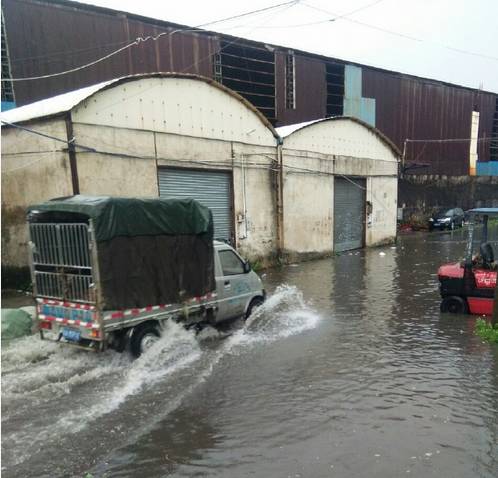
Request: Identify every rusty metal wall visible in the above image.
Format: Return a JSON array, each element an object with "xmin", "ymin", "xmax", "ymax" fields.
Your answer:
[
  {"xmin": 362, "ymin": 68, "xmax": 497, "ymax": 175},
  {"xmin": 4, "ymin": 0, "xmax": 497, "ymax": 177},
  {"xmin": 275, "ymin": 51, "xmax": 327, "ymax": 126},
  {"xmin": 2, "ymin": 0, "xmax": 218, "ymax": 105}
]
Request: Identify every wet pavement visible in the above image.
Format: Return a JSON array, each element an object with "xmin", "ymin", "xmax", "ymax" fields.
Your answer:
[{"xmin": 2, "ymin": 228, "xmax": 498, "ymax": 477}]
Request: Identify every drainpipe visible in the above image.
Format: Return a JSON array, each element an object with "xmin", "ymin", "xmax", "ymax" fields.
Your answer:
[
  {"xmin": 401, "ymin": 139, "xmax": 407, "ymax": 176},
  {"xmin": 276, "ymin": 138, "xmax": 284, "ymax": 258},
  {"xmin": 65, "ymin": 113, "xmax": 80, "ymax": 195}
]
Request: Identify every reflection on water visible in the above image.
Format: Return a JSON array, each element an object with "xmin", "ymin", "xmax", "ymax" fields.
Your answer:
[{"xmin": 2, "ymin": 229, "xmax": 498, "ymax": 478}]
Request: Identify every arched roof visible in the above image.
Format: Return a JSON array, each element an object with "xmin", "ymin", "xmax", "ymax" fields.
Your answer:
[
  {"xmin": 1, "ymin": 72, "xmax": 279, "ymax": 139},
  {"xmin": 276, "ymin": 116, "xmax": 401, "ymax": 158}
]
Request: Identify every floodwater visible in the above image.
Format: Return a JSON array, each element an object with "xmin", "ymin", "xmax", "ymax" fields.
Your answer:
[{"xmin": 2, "ymin": 229, "xmax": 498, "ymax": 478}]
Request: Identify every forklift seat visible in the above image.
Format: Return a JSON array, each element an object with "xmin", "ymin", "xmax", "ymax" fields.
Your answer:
[{"xmin": 479, "ymin": 242, "xmax": 495, "ymax": 268}]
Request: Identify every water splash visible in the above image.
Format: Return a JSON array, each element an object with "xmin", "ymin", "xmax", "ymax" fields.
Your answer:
[
  {"xmin": 1, "ymin": 285, "xmax": 320, "ymax": 471},
  {"xmin": 244, "ymin": 284, "xmax": 320, "ymax": 340}
]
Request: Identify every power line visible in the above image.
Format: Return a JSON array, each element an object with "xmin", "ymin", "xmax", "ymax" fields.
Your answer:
[
  {"xmin": 1, "ymin": 119, "xmax": 394, "ymax": 179},
  {"xmin": 302, "ymin": 0, "xmax": 498, "ymax": 61},
  {"xmin": 302, "ymin": 1, "xmax": 421, "ymax": 41},
  {"xmin": 10, "ymin": 39, "xmax": 132, "ymax": 65},
  {"xmin": 1, "ymin": 120, "xmax": 96, "ymax": 152},
  {"xmin": 1, "ymin": 0, "xmax": 300, "ymax": 83},
  {"xmin": 226, "ymin": 0, "xmax": 385, "ymax": 29},
  {"xmin": 406, "ymin": 137, "xmax": 492, "ymax": 143},
  {"xmin": 81, "ymin": 1, "xmax": 297, "ymax": 117}
]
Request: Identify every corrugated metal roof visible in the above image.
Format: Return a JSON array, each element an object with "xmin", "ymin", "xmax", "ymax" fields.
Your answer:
[
  {"xmin": 0, "ymin": 80, "xmax": 116, "ymax": 124},
  {"xmin": 276, "ymin": 119, "xmax": 320, "ymax": 138},
  {"xmin": 276, "ymin": 116, "xmax": 402, "ymax": 157},
  {"xmin": 0, "ymin": 73, "xmax": 279, "ymax": 138}
]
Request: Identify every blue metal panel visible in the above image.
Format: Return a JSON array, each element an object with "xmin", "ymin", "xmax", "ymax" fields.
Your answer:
[
  {"xmin": 476, "ymin": 161, "xmax": 498, "ymax": 176},
  {"xmin": 343, "ymin": 97, "xmax": 361, "ymax": 118},
  {"xmin": 343, "ymin": 65, "xmax": 376, "ymax": 127},
  {"xmin": 360, "ymin": 98, "xmax": 376, "ymax": 127},
  {"xmin": 344, "ymin": 65, "xmax": 362, "ymax": 98},
  {"xmin": 1, "ymin": 101, "xmax": 16, "ymax": 111}
]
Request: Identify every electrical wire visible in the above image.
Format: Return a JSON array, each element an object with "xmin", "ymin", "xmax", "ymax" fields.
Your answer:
[
  {"xmin": 406, "ymin": 137, "xmax": 492, "ymax": 143},
  {"xmin": 302, "ymin": 0, "xmax": 498, "ymax": 61},
  {"xmin": 10, "ymin": 39, "xmax": 133, "ymax": 65},
  {"xmin": 220, "ymin": 0, "xmax": 386, "ymax": 30},
  {"xmin": 0, "ymin": 120, "xmax": 96, "ymax": 151},
  {"xmin": 2, "ymin": 155, "xmax": 64, "ymax": 174},
  {"xmin": 302, "ymin": 1, "xmax": 421, "ymax": 41},
  {"xmin": 2, "ymin": 149, "xmax": 65, "ymax": 156},
  {"xmin": 1, "ymin": 0, "xmax": 300, "ymax": 83},
  {"xmin": 80, "ymin": 1, "xmax": 297, "ymax": 116},
  {"xmin": 2, "ymin": 118, "xmax": 397, "ymax": 180}
]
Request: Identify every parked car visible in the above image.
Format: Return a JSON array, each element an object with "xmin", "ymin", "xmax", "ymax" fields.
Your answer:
[
  {"xmin": 27, "ymin": 196, "xmax": 266, "ymax": 357},
  {"xmin": 428, "ymin": 208, "xmax": 465, "ymax": 231}
]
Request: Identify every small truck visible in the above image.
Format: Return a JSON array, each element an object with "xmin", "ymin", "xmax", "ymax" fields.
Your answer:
[{"xmin": 27, "ymin": 196, "xmax": 265, "ymax": 356}]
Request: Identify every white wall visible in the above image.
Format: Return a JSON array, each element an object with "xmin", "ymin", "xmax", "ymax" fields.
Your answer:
[
  {"xmin": 281, "ymin": 119, "xmax": 398, "ymax": 160},
  {"xmin": 1, "ymin": 118, "xmax": 73, "ymax": 266},
  {"xmin": 282, "ymin": 149, "xmax": 334, "ymax": 255},
  {"xmin": 281, "ymin": 118, "xmax": 399, "ymax": 257},
  {"xmin": 365, "ymin": 177, "xmax": 398, "ymax": 246},
  {"xmin": 71, "ymin": 123, "xmax": 278, "ymax": 262}
]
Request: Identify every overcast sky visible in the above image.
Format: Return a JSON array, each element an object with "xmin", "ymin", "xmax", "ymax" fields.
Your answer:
[{"xmin": 78, "ymin": 0, "xmax": 498, "ymax": 93}]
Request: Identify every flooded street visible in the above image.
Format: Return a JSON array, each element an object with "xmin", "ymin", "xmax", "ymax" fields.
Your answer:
[{"xmin": 2, "ymin": 229, "xmax": 498, "ymax": 478}]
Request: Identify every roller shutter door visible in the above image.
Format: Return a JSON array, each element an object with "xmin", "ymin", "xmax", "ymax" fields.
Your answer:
[
  {"xmin": 158, "ymin": 168, "xmax": 232, "ymax": 241},
  {"xmin": 334, "ymin": 177, "xmax": 365, "ymax": 252}
]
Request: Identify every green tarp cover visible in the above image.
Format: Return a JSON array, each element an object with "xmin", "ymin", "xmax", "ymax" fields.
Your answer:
[
  {"xmin": 1, "ymin": 309, "xmax": 33, "ymax": 340},
  {"xmin": 27, "ymin": 196, "xmax": 215, "ymax": 308},
  {"xmin": 27, "ymin": 195, "xmax": 213, "ymax": 242}
]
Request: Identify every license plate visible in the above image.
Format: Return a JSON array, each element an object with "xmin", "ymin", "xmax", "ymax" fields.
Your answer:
[{"xmin": 62, "ymin": 328, "xmax": 81, "ymax": 342}]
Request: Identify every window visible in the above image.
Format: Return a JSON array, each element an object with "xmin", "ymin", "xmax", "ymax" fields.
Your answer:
[
  {"xmin": 285, "ymin": 53, "xmax": 295, "ymax": 109},
  {"xmin": 219, "ymin": 40, "xmax": 276, "ymax": 123},
  {"xmin": 1, "ymin": 10, "xmax": 15, "ymax": 104},
  {"xmin": 213, "ymin": 53, "xmax": 222, "ymax": 83},
  {"xmin": 325, "ymin": 61, "xmax": 344, "ymax": 117},
  {"xmin": 219, "ymin": 250, "xmax": 245, "ymax": 276}
]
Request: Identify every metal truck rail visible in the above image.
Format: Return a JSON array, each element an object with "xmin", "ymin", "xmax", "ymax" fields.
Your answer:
[{"xmin": 29, "ymin": 222, "xmax": 94, "ymax": 304}]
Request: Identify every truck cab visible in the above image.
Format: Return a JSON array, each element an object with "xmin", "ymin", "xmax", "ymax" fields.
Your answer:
[{"xmin": 214, "ymin": 241, "xmax": 265, "ymax": 323}]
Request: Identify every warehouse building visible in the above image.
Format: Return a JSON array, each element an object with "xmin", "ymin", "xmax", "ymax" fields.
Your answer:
[
  {"xmin": 278, "ymin": 118, "xmax": 398, "ymax": 258},
  {"xmin": 1, "ymin": 0, "xmax": 497, "ymax": 178},
  {"xmin": 1, "ymin": 74, "xmax": 399, "ymax": 269}
]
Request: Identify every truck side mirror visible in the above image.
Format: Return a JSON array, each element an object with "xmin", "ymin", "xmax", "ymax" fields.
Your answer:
[{"xmin": 243, "ymin": 261, "xmax": 251, "ymax": 273}]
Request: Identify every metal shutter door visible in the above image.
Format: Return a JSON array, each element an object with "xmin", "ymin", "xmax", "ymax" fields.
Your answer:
[
  {"xmin": 334, "ymin": 177, "xmax": 365, "ymax": 252},
  {"xmin": 158, "ymin": 168, "xmax": 232, "ymax": 241}
]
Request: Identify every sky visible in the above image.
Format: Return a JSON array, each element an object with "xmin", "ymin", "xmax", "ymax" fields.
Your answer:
[{"xmin": 78, "ymin": 0, "xmax": 498, "ymax": 92}]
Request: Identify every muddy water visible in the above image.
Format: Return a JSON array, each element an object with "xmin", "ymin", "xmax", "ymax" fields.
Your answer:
[{"xmin": 2, "ymin": 230, "xmax": 498, "ymax": 478}]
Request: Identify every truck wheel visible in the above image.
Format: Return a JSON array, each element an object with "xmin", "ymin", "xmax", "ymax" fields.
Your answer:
[
  {"xmin": 440, "ymin": 296, "xmax": 468, "ymax": 314},
  {"xmin": 246, "ymin": 297, "xmax": 264, "ymax": 319},
  {"xmin": 130, "ymin": 323, "xmax": 160, "ymax": 358}
]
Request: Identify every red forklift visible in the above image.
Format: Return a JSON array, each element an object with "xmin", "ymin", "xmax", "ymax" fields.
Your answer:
[{"xmin": 438, "ymin": 208, "xmax": 498, "ymax": 315}]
